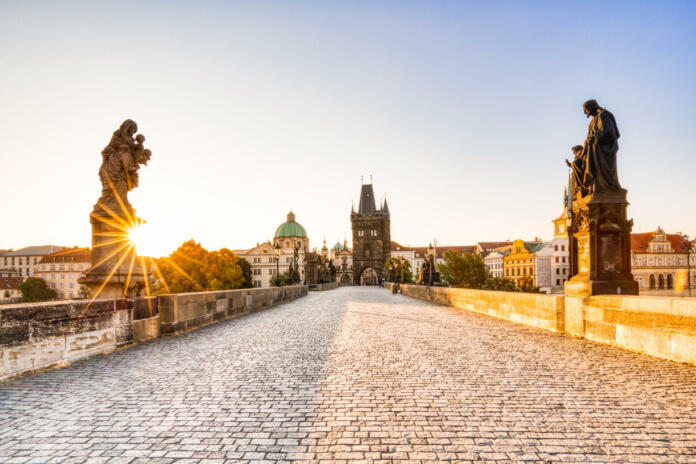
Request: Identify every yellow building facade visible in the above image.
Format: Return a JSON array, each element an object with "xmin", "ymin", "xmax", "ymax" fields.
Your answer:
[{"xmin": 503, "ymin": 239, "xmax": 537, "ymax": 287}]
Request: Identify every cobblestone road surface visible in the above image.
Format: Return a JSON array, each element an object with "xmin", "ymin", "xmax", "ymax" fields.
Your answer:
[{"xmin": 2, "ymin": 287, "xmax": 696, "ymax": 463}]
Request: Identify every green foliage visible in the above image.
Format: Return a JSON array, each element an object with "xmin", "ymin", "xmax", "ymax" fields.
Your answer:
[
  {"xmin": 155, "ymin": 240, "xmax": 245, "ymax": 294},
  {"xmin": 482, "ymin": 276, "xmax": 518, "ymax": 291},
  {"xmin": 437, "ymin": 251, "xmax": 488, "ymax": 289},
  {"xmin": 517, "ymin": 276, "xmax": 542, "ymax": 293},
  {"xmin": 3, "ymin": 290, "xmax": 10, "ymax": 299},
  {"xmin": 437, "ymin": 251, "xmax": 539, "ymax": 293},
  {"xmin": 18, "ymin": 277, "xmax": 57, "ymax": 302},
  {"xmin": 238, "ymin": 258, "xmax": 253, "ymax": 288},
  {"xmin": 384, "ymin": 257, "xmax": 414, "ymax": 283}
]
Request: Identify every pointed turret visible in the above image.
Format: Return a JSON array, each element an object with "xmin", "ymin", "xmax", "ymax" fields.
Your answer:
[
  {"xmin": 382, "ymin": 196, "xmax": 390, "ymax": 214},
  {"xmin": 358, "ymin": 184, "xmax": 377, "ymax": 214}
]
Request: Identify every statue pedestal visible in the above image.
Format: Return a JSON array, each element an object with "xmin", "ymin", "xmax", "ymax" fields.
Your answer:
[
  {"xmin": 565, "ymin": 190, "xmax": 638, "ymax": 298},
  {"xmin": 79, "ymin": 212, "xmax": 148, "ymax": 299}
]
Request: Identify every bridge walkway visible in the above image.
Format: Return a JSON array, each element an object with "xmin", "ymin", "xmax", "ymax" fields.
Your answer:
[{"xmin": 1, "ymin": 287, "xmax": 695, "ymax": 463}]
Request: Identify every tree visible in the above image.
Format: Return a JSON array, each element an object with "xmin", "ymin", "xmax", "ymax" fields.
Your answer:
[
  {"xmin": 437, "ymin": 251, "xmax": 489, "ymax": 288},
  {"xmin": 518, "ymin": 276, "xmax": 542, "ymax": 293},
  {"xmin": 238, "ymin": 258, "xmax": 253, "ymax": 288},
  {"xmin": 155, "ymin": 240, "xmax": 246, "ymax": 294},
  {"xmin": 3, "ymin": 290, "xmax": 10, "ymax": 299},
  {"xmin": 18, "ymin": 277, "xmax": 57, "ymax": 302},
  {"xmin": 483, "ymin": 276, "xmax": 518, "ymax": 291},
  {"xmin": 384, "ymin": 257, "xmax": 414, "ymax": 283}
]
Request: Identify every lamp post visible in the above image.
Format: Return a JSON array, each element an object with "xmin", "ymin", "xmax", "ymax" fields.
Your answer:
[
  {"xmin": 274, "ymin": 243, "xmax": 281, "ymax": 287},
  {"xmin": 400, "ymin": 256, "xmax": 405, "ymax": 284}
]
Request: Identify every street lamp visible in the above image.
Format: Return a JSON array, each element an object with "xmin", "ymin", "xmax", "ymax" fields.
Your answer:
[{"xmin": 274, "ymin": 242, "xmax": 281, "ymax": 287}]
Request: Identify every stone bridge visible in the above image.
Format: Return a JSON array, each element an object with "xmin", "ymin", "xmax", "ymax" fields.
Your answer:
[{"xmin": 1, "ymin": 287, "xmax": 695, "ymax": 463}]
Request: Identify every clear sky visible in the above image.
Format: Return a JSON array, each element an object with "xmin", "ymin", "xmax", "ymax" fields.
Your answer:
[{"xmin": 1, "ymin": 1, "xmax": 695, "ymax": 256}]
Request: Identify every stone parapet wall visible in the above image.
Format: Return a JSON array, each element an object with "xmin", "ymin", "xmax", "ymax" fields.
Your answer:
[
  {"xmin": 1, "ymin": 299, "xmax": 136, "ymax": 383},
  {"xmin": 158, "ymin": 285, "xmax": 307, "ymax": 334},
  {"xmin": 1, "ymin": 286, "xmax": 307, "ymax": 383},
  {"xmin": 565, "ymin": 295, "xmax": 696, "ymax": 364},
  {"xmin": 398, "ymin": 284, "xmax": 696, "ymax": 365},
  {"xmin": 308, "ymin": 282, "xmax": 339, "ymax": 292},
  {"xmin": 400, "ymin": 285, "xmax": 564, "ymax": 333}
]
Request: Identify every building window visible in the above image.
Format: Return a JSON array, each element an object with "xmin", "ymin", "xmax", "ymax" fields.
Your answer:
[
  {"xmin": 358, "ymin": 230, "xmax": 364, "ymax": 237},
  {"xmin": 556, "ymin": 268, "xmax": 560, "ymax": 275},
  {"xmin": 253, "ymin": 269, "xmax": 261, "ymax": 276},
  {"xmin": 554, "ymin": 245, "xmax": 558, "ymax": 251},
  {"xmin": 561, "ymin": 245, "xmax": 565, "ymax": 251},
  {"xmin": 556, "ymin": 279, "xmax": 560, "ymax": 285},
  {"xmin": 562, "ymin": 268, "xmax": 566, "ymax": 274},
  {"xmin": 529, "ymin": 268, "xmax": 533, "ymax": 276},
  {"xmin": 658, "ymin": 274, "xmax": 665, "ymax": 289},
  {"xmin": 667, "ymin": 274, "xmax": 674, "ymax": 290},
  {"xmin": 649, "ymin": 274, "xmax": 655, "ymax": 289},
  {"xmin": 253, "ymin": 257, "xmax": 261, "ymax": 264},
  {"xmin": 562, "ymin": 257, "xmax": 566, "ymax": 263},
  {"xmin": 555, "ymin": 257, "xmax": 559, "ymax": 263}
]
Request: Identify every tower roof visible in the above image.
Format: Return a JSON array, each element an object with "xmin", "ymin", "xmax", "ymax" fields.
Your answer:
[{"xmin": 358, "ymin": 184, "xmax": 377, "ymax": 214}]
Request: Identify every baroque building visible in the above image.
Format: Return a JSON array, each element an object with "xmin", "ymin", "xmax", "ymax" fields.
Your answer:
[
  {"xmin": 235, "ymin": 211, "xmax": 308, "ymax": 288},
  {"xmin": 330, "ymin": 240, "xmax": 353, "ymax": 285},
  {"xmin": 631, "ymin": 227, "xmax": 695, "ymax": 294},
  {"xmin": 35, "ymin": 247, "xmax": 91, "ymax": 299},
  {"xmin": 351, "ymin": 182, "xmax": 391, "ymax": 285},
  {"xmin": 1, "ymin": 245, "xmax": 66, "ymax": 281}
]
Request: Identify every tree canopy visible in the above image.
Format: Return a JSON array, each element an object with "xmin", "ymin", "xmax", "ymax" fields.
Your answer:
[
  {"xmin": 18, "ymin": 277, "xmax": 57, "ymax": 302},
  {"xmin": 437, "ymin": 251, "xmax": 536, "ymax": 292},
  {"xmin": 384, "ymin": 256, "xmax": 414, "ymax": 283},
  {"xmin": 155, "ymin": 240, "xmax": 246, "ymax": 294}
]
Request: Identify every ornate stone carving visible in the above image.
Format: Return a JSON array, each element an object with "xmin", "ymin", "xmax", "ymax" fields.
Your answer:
[{"xmin": 94, "ymin": 119, "xmax": 151, "ymax": 218}]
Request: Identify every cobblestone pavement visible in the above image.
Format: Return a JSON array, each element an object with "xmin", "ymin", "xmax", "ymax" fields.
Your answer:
[{"xmin": 1, "ymin": 287, "xmax": 696, "ymax": 463}]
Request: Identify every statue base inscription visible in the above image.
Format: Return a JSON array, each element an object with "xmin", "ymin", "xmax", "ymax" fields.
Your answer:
[{"xmin": 564, "ymin": 190, "xmax": 638, "ymax": 297}]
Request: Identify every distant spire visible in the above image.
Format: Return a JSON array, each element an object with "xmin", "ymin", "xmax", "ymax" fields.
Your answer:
[{"xmin": 382, "ymin": 195, "xmax": 390, "ymax": 214}]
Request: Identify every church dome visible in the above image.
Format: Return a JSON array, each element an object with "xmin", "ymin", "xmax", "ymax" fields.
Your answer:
[
  {"xmin": 331, "ymin": 241, "xmax": 344, "ymax": 251},
  {"xmin": 274, "ymin": 211, "xmax": 307, "ymax": 238}
]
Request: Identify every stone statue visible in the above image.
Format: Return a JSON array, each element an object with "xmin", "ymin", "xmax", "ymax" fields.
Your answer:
[
  {"xmin": 94, "ymin": 119, "xmax": 151, "ymax": 218},
  {"xmin": 81, "ymin": 119, "xmax": 152, "ymax": 299},
  {"xmin": 579, "ymin": 99, "xmax": 622, "ymax": 194}
]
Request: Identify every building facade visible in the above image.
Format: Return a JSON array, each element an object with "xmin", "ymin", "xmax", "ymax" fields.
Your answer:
[
  {"xmin": 550, "ymin": 206, "xmax": 570, "ymax": 292},
  {"xmin": 35, "ymin": 247, "xmax": 91, "ymax": 300},
  {"xmin": 235, "ymin": 211, "xmax": 309, "ymax": 288},
  {"xmin": 484, "ymin": 247, "xmax": 510, "ymax": 278},
  {"xmin": 0, "ymin": 277, "xmax": 22, "ymax": 303},
  {"xmin": 1, "ymin": 245, "xmax": 65, "ymax": 281},
  {"xmin": 631, "ymin": 227, "xmax": 695, "ymax": 295},
  {"xmin": 503, "ymin": 239, "xmax": 548, "ymax": 288},
  {"xmin": 391, "ymin": 241, "xmax": 475, "ymax": 277},
  {"xmin": 330, "ymin": 240, "xmax": 353, "ymax": 285},
  {"xmin": 351, "ymin": 183, "xmax": 391, "ymax": 285}
]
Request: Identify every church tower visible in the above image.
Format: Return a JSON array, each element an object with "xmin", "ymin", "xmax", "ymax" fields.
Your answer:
[{"xmin": 351, "ymin": 180, "xmax": 391, "ymax": 285}]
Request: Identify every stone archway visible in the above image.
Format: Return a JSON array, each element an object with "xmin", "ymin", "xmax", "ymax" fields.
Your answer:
[
  {"xmin": 359, "ymin": 267, "xmax": 379, "ymax": 286},
  {"xmin": 340, "ymin": 274, "xmax": 352, "ymax": 285}
]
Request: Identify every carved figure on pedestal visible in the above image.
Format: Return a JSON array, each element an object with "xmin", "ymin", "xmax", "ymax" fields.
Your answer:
[
  {"xmin": 580, "ymin": 99, "xmax": 622, "ymax": 194},
  {"xmin": 95, "ymin": 119, "xmax": 151, "ymax": 218}
]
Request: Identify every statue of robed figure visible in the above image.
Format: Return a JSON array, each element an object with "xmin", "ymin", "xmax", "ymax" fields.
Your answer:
[{"xmin": 564, "ymin": 100, "xmax": 637, "ymax": 297}]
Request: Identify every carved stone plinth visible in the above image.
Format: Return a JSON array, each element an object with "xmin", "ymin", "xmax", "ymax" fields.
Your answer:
[
  {"xmin": 79, "ymin": 213, "xmax": 147, "ymax": 299},
  {"xmin": 565, "ymin": 190, "xmax": 638, "ymax": 297}
]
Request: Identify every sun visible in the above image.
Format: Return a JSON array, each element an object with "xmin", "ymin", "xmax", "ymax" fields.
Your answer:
[{"xmin": 128, "ymin": 222, "xmax": 173, "ymax": 258}]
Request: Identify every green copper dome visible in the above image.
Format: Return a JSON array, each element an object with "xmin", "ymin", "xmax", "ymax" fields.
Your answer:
[{"xmin": 274, "ymin": 211, "xmax": 307, "ymax": 238}]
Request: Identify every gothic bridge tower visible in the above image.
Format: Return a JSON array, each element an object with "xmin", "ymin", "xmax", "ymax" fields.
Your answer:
[{"xmin": 351, "ymin": 181, "xmax": 391, "ymax": 285}]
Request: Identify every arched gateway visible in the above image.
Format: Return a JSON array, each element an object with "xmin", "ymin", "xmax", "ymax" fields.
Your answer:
[{"xmin": 359, "ymin": 267, "xmax": 380, "ymax": 286}]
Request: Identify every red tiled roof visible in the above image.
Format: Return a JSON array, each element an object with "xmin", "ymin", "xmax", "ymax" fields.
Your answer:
[
  {"xmin": 392, "ymin": 241, "xmax": 475, "ymax": 258},
  {"xmin": 631, "ymin": 232, "xmax": 690, "ymax": 253},
  {"xmin": 38, "ymin": 247, "xmax": 91, "ymax": 264},
  {"xmin": 0, "ymin": 277, "xmax": 21, "ymax": 290}
]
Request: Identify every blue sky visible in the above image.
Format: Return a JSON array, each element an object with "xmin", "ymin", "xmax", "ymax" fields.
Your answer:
[{"xmin": 1, "ymin": 1, "xmax": 694, "ymax": 255}]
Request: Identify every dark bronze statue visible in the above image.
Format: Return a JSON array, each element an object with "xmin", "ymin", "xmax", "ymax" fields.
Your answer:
[
  {"xmin": 566, "ymin": 144, "xmax": 586, "ymax": 196},
  {"xmin": 578, "ymin": 99, "xmax": 622, "ymax": 194}
]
